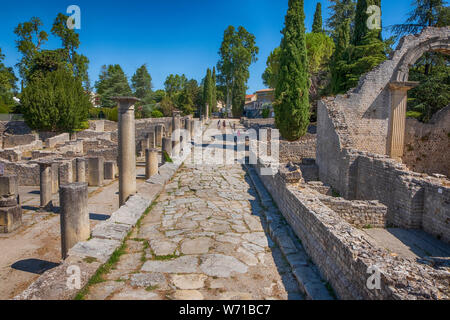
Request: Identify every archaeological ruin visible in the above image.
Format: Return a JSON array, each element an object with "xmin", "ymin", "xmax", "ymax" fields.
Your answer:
[{"xmin": 0, "ymin": 27, "xmax": 448, "ymax": 301}]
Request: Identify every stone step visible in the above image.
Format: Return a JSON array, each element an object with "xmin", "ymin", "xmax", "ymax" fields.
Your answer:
[{"xmin": 244, "ymin": 163, "xmax": 335, "ymax": 300}]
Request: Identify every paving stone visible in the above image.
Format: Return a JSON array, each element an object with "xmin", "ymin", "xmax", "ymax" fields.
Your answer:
[
  {"xmin": 172, "ymin": 290, "xmax": 204, "ymax": 300},
  {"xmin": 130, "ymin": 273, "xmax": 168, "ymax": 289},
  {"xmin": 171, "ymin": 274, "xmax": 207, "ymax": 290},
  {"xmin": 242, "ymin": 232, "xmax": 269, "ymax": 248},
  {"xmin": 149, "ymin": 239, "xmax": 178, "ymax": 256},
  {"xmin": 200, "ymin": 254, "xmax": 248, "ymax": 278},
  {"xmin": 115, "ymin": 253, "xmax": 142, "ymax": 271},
  {"xmin": 180, "ymin": 237, "xmax": 213, "ymax": 255},
  {"xmin": 141, "ymin": 255, "xmax": 200, "ymax": 274},
  {"xmin": 87, "ymin": 281, "xmax": 125, "ymax": 300},
  {"xmin": 244, "ymin": 215, "xmax": 264, "ymax": 232},
  {"xmin": 236, "ymin": 247, "xmax": 259, "ymax": 266},
  {"xmin": 110, "ymin": 288, "xmax": 160, "ymax": 300}
]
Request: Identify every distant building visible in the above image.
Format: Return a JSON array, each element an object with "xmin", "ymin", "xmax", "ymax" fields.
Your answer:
[
  {"xmin": 89, "ymin": 92, "xmax": 101, "ymax": 108},
  {"xmin": 243, "ymin": 88, "xmax": 275, "ymax": 118}
]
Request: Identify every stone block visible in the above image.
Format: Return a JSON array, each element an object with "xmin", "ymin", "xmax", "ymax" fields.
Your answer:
[
  {"xmin": 0, "ymin": 175, "xmax": 18, "ymax": 196},
  {"xmin": 0, "ymin": 205, "xmax": 22, "ymax": 233}
]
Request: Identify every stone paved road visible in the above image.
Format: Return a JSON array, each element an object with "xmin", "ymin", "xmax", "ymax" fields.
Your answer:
[{"xmin": 85, "ymin": 121, "xmax": 304, "ymax": 300}]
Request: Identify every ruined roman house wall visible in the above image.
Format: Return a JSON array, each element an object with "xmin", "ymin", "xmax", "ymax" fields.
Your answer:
[
  {"xmin": 255, "ymin": 159, "xmax": 449, "ymax": 300},
  {"xmin": 403, "ymin": 105, "xmax": 450, "ymax": 178}
]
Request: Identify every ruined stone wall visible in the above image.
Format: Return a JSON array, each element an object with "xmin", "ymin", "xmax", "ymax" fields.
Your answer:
[
  {"xmin": 279, "ymin": 136, "xmax": 316, "ymax": 163},
  {"xmin": 0, "ymin": 121, "xmax": 31, "ymax": 135},
  {"xmin": 317, "ymin": 28, "xmax": 450, "ymax": 157},
  {"xmin": 403, "ymin": 106, "xmax": 450, "ymax": 178},
  {"xmin": 2, "ymin": 134, "xmax": 38, "ymax": 149},
  {"xmin": 255, "ymin": 159, "xmax": 449, "ymax": 300},
  {"xmin": 326, "ymin": 149, "xmax": 450, "ymax": 241},
  {"xmin": 317, "ymin": 195, "xmax": 387, "ymax": 228},
  {"xmin": 0, "ymin": 160, "xmax": 40, "ymax": 186}
]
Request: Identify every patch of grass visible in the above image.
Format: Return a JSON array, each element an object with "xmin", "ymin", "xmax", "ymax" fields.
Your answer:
[
  {"xmin": 83, "ymin": 257, "xmax": 98, "ymax": 264},
  {"xmin": 325, "ymin": 282, "xmax": 337, "ymax": 300},
  {"xmin": 447, "ymin": 132, "xmax": 450, "ymax": 138},
  {"xmin": 145, "ymin": 285, "xmax": 159, "ymax": 292},
  {"xmin": 163, "ymin": 151, "xmax": 173, "ymax": 163},
  {"xmin": 331, "ymin": 189, "xmax": 341, "ymax": 198},
  {"xmin": 363, "ymin": 224, "xmax": 373, "ymax": 229},
  {"xmin": 153, "ymin": 253, "xmax": 180, "ymax": 261},
  {"xmin": 74, "ymin": 241, "xmax": 128, "ymax": 300}
]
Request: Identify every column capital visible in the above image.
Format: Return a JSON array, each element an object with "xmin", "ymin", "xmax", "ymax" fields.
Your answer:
[
  {"xmin": 113, "ymin": 97, "xmax": 141, "ymax": 111},
  {"xmin": 389, "ymin": 81, "xmax": 420, "ymax": 91}
]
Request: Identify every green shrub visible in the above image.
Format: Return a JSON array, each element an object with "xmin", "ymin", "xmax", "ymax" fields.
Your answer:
[
  {"xmin": 151, "ymin": 109, "xmax": 164, "ymax": 118},
  {"xmin": 406, "ymin": 111, "xmax": 423, "ymax": 120},
  {"xmin": 21, "ymin": 67, "xmax": 91, "ymax": 132}
]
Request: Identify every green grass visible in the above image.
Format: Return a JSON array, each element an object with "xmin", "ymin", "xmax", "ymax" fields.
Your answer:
[
  {"xmin": 163, "ymin": 151, "xmax": 173, "ymax": 163},
  {"xmin": 363, "ymin": 224, "xmax": 373, "ymax": 229},
  {"xmin": 74, "ymin": 239, "xmax": 129, "ymax": 300},
  {"xmin": 331, "ymin": 189, "xmax": 341, "ymax": 198},
  {"xmin": 145, "ymin": 285, "xmax": 159, "ymax": 292},
  {"xmin": 83, "ymin": 257, "xmax": 98, "ymax": 264},
  {"xmin": 325, "ymin": 282, "xmax": 337, "ymax": 300}
]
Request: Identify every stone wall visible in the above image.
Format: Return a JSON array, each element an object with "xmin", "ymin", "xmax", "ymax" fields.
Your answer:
[
  {"xmin": 317, "ymin": 195, "xmax": 387, "ymax": 228},
  {"xmin": 2, "ymin": 134, "xmax": 38, "ymax": 149},
  {"xmin": 279, "ymin": 135, "xmax": 316, "ymax": 163},
  {"xmin": 46, "ymin": 133, "xmax": 70, "ymax": 148},
  {"xmin": 319, "ymin": 148, "xmax": 450, "ymax": 242},
  {"xmin": 0, "ymin": 160, "xmax": 40, "ymax": 186},
  {"xmin": 317, "ymin": 27, "xmax": 450, "ymax": 157},
  {"xmin": 0, "ymin": 121, "xmax": 31, "ymax": 135},
  {"xmin": 255, "ymin": 158, "xmax": 449, "ymax": 300},
  {"xmin": 403, "ymin": 106, "xmax": 450, "ymax": 178}
]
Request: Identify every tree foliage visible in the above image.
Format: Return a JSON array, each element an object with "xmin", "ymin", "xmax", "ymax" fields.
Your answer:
[
  {"xmin": 274, "ymin": 0, "xmax": 310, "ymax": 141},
  {"xmin": 217, "ymin": 26, "xmax": 259, "ymax": 117},
  {"xmin": 203, "ymin": 68, "xmax": 213, "ymax": 116},
  {"xmin": 21, "ymin": 67, "xmax": 90, "ymax": 132},
  {"xmin": 326, "ymin": 0, "xmax": 356, "ymax": 42},
  {"xmin": 312, "ymin": 2, "xmax": 324, "ymax": 33},
  {"xmin": 95, "ymin": 64, "xmax": 132, "ymax": 108},
  {"xmin": 0, "ymin": 48, "xmax": 18, "ymax": 113},
  {"xmin": 131, "ymin": 64, "xmax": 153, "ymax": 99},
  {"xmin": 391, "ymin": 0, "xmax": 449, "ymax": 36},
  {"xmin": 15, "ymin": 14, "xmax": 90, "ymax": 89}
]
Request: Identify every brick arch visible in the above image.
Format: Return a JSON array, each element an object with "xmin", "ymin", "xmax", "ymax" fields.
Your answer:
[{"xmin": 393, "ymin": 38, "xmax": 450, "ymax": 82}]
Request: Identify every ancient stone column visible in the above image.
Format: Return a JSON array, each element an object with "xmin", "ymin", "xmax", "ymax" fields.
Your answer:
[
  {"xmin": 145, "ymin": 148, "xmax": 159, "ymax": 179},
  {"xmin": 115, "ymin": 97, "xmax": 140, "ymax": 206},
  {"xmin": 88, "ymin": 157, "xmax": 104, "ymax": 187},
  {"xmin": 172, "ymin": 112, "xmax": 181, "ymax": 158},
  {"xmin": 39, "ymin": 162, "xmax": 53, "ymax": 210},
  {"xmin": 205, "ymin": 104, "xmax": 209, "ymax": 120},
  {"xmin": 147, "ymin": 131, "xmax": 156, "ymax": 149},
  {"xmin": 388, "ymin": 81, "xmax": 419, "ymax": 159},
  {"xmin": 76, "ymin": 158, "xmax": 86, "ymax": 183},
  {"xmin": 162, "ymin": 137, "xmax": 173, "ymax": 164},
  {"xmin": 155, "ymin": 125, "xmax": 164, "ymax": 146},
  {"xmin": 189, "ymin": 119, "xmax": 194, "ymax": 140},
  {"xmin": 59, "ymin": 183, "xmax": 89, "ymax": 260},
  {"xmin": 104, "ymin": 161, "xmax": 116, "ymax": 180},
  {"xmin": 51, "ymin": 163, "xmax": 59, "ymax": 194},
  {"xmin": 185, "ymin": 118, "xmax": 192, "ymax": 142},
  {"xmin": 0, "ymin": 175, "xmax": 22, "ymax": 233}
]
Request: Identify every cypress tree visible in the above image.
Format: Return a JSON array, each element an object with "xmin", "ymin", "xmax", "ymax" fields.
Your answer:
[
  {"xmin": 330, "ymin": 19, "xmax": 351, "ymax": 94},
  {"xmin": 203, "ymin": 68, "xmax": 212, "ymax": 116},
  {"xmin": 211, "ymin": 67, "xmax": 217, "ymax": 113},
  {"xmin": 353, "ymin": 0, "xmax": 382, "ymax": 46},
  {"xmin": 312, "ymin": 2, "xmax": 323, "ymax": 33},
  {"xmin": 274, "ymin": 0, "xmax": 310, "ymax": 141}
]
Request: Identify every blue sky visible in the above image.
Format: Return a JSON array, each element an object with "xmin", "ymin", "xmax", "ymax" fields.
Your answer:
[{"xmin": 0, "ymin": 0, "xmax": 413, "ymax": 94}]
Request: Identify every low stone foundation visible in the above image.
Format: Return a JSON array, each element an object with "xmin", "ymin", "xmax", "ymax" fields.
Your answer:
[{"xmin": 255, "ymin": 158, "xmax": 449, "ymax": 300}]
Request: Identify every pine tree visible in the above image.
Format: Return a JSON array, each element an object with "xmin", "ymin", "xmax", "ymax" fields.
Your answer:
[
  {"xmin": 312, "ymin": 2, "xmax": 323, "ymax": 33},
  {"xmin": 95, "ymin": 64, "xmax": 132, "ymax": 108},
  {"xmin": 131, "ymin": 64, "xmax": 152, "ymax": 99},
  {"xmin": 327, "ymin": 0, "xmax": 357, "ymax": 42},
  {"xmin": 274, "ymin": 0, "xmax": 310, "ymax": 141},
  {"xmin": 391, "ymin": 0, "xmax": 449, "ymax": 36}
]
